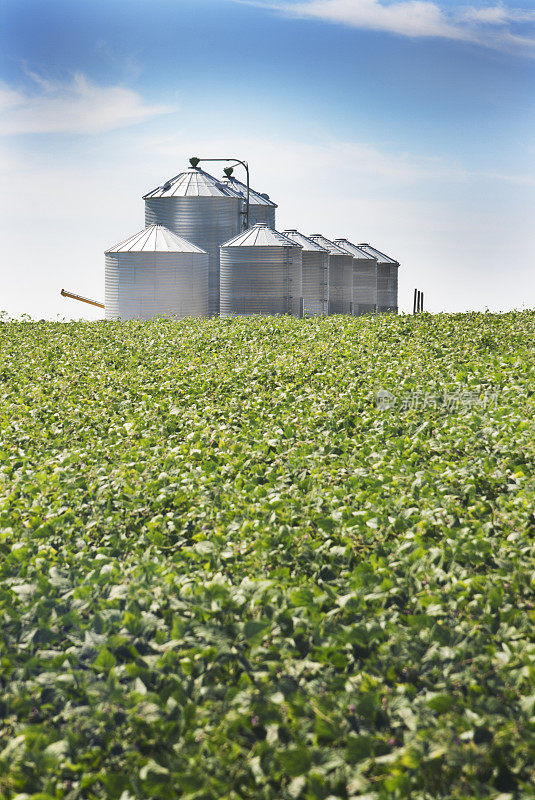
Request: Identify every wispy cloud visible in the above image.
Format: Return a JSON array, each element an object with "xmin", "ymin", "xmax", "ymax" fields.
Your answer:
[
  {"xmin": 462, "ymin": 4, "xmax": 535, "ymax": 24},
  {"xmin": 239, "ymin": 0, "xmax": 535, "ymax": 55},
  {"xmin": 0, "ymin": 73, "xmax": 175, "ymax": 136}
]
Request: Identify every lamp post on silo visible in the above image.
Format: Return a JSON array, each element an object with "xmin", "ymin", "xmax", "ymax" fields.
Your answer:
[{"xmin": 190, "ymin": 156, "xmax": 250, "ymax": 229}]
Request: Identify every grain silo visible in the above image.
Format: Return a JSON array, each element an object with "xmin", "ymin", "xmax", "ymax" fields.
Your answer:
[
  {"xmin": 357, "ymin": 244, "xmax": 399, "ymax": 313},
  {"xmin": 334, "ymin": 239, "xmax": 377, "ymax": 316},
  {"xmin": 221, "ymin": 175, "xmax": 277, "ymax": 228},
  {"xmin": 105, "ymin": 224, "xmax": 208, "ymax": 321},
  {"xmin": 282, "ymin": 230, "xmax": 328, "ymax": 316},
  {"xmin": 143, "ymin": 166, "xmax": 242, "ymax": 316},
  {"xmin": 220, "ymin": 223, "xmax": 302, "ymax": 317},
  {"xmin": 308, "ymin": 234, "xmax": 353, "ymax": 315}
]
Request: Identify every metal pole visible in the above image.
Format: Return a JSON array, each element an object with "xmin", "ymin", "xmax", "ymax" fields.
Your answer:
[
  {"xmin": 190, "ymin": 157, "xmax": 250, "ymax": 229},
  {"xmin": 421, "ymin": 291, "xmax": 424, "ymax": 313},
  {"xmin": 413, "ymin": 288, "xmax": 417, "ymax": 315},
  {"xmin": 61, "ymin": 289, "xmax": 104, "ymax": 309}
]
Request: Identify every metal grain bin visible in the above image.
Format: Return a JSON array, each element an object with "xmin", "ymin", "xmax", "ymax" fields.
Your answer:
[
  {"xmin": 221, "ymin": 175, "xmax": 277, "ymax": 228},
  {"xmin": 283, "ymin": 229, "xmax": 328, "ymax": 316},
  {"xmin": 105, "ymin": 224, "xmax": 208, "ymax": 321},
  {"xmin": 308, "ymin": 234, "xmax": 353, "ymax": 315},
  {"xmin": 220, "ymin": 223, "xmax": 302, "ymax": 317},
  {"xmin": 358, "ymin": 244, "xmax": 399, "ymax": 313},
  {"xmin": 334, "ymin": 238, "xmax": 377, "ymax": 316},
  {"xmin": 143, "ymin": 167, "xmax": 242, "ymax": 316}
]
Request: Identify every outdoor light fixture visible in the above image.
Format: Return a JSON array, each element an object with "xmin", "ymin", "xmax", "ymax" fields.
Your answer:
[{"xmin": 190, "ymin": 156, "xmax": 250, "ymax": 228}]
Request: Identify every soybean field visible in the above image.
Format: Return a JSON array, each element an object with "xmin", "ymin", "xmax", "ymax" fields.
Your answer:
[{"xmin": 0, "ymin": 311, "xmax": 534, "ymax": 800}]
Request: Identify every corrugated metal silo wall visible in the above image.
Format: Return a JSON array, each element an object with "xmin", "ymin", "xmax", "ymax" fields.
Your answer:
[
  {"xmin": 105, "ymin": 252, "xmax": 209, "ymax": 321},
  {"xmin": 377, "ymin": 264, "xmax": 398, "ymax": 313},
  {"xmin": 353, "ymin": 259, "xmax": 378, "ymax": 315},
  {"xmin": 302, "ymin": 251, "xmax": 329, "ymax": 316},
  {"xmin": 144, "ymin": 196, "xmax": 241, "ymax": 316},
  {"xmin": 328, "ymin": 254, "xmax": 353, "ymax": 315},
  {"xmin": 247, "ymin": 205, "xmax": 276, "ymax": 228},
  {"xmin": 220, "ymin": 245, "xmax": 302, "ymax": 317}
]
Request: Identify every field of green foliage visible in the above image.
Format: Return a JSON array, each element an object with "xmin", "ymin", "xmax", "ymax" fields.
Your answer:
[{"xmin": 0, "ymin": 311, "xmax": 534, "ymax": 800}]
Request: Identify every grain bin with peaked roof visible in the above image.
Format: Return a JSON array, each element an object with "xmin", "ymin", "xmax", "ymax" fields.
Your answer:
[
  {"xmin": 283, "ymin": 230, "xmax": 328, "ymax": 316},
  {"xmin": 221, "ymin": 175, "xmax": 277, "ymax": 228},
  {"xmin": 105, "ymin": 224, "xmax": 209, "ymax": 321},
  {"xmin": 143, "ymin": 166, "xmax": 242, "ymax": 316},
  {"xmin": 220, "ymin": 223, "xmax": 302, "ymax": 317},
  {"xmin": 308, "ymin": 234, "xmax": 353, "ymax": 315},
  {"xmin": 334, "ymin": 239, "xmax": 377, "ymax": 316},
  {"xmin": 358, "ymin": 244, "xmax": 399, "ymax": 313}
]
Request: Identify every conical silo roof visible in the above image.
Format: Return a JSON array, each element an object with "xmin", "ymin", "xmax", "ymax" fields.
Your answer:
[
  {"xmin": 221, "ymin": 176, "xmax": 278, "ymax": 207},
  {"xmin": 143, "ymin": 167, "xmax": 241, "ymax": 199},
  {"xmin": 358, "ymin": 244, "xmax": 399, "ymax": 265},
  {"xmin": 308, "ymin": 234, "xmax": 348, "ymax": 255},
  {"xmin": 222, "ymin": 223, "xmax": 301, "ymax": 248},
  {"xmin": 335, "ymin": 239, "xmax": 376, "ymax": 261},
  {"xmin": 106, "ymin": 224, "xmax": 207, "ymax": 254},
  {"xmin": 283, "ymin": 230, "xmax": 328, "ymax": 252}
]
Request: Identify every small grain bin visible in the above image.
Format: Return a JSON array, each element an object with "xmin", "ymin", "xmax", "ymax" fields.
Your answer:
[
  {"xmin": 143, "ymin": 166, "xmax": 242, "ymax": 316},
  {"xmin": 357, "ymin": 244, "xmax": 399, "ymax": 313},
  {"xmin": 308, "ymin": 234, "xmax": 353, "ymax": 315},
  {"xmin": 283, "ymin": 229, "xmax": 329, "ymax": 316},
  {"xmin": 334, "ymin": 239, "xmax": 377, "ymax": 316},
  {"xmin": 105, "ymin": 224, "xmax": 208, "ymax": 321},
  {"xmin": 221, "ymin": 175, "xmax": 277, "ymax": 228},
  {"xmin": 220, "ymin": 223, "xmax": 302, "ymax": 317}
]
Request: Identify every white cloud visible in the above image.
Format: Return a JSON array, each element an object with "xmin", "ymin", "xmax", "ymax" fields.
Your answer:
[
  {"xmin": 462, "ymin": 5, "xmax": 535, "ymax": 24},
  {"xmin": 0, "ymin": 73, "xmax": 175, "ymax": 136},
  {"xmin": 242, "ymin": 0, "xmax": 535, "ymax": 54},
  {"xmin": 274, "ymin": 0, "xmax": 471, "ymax": 40}
]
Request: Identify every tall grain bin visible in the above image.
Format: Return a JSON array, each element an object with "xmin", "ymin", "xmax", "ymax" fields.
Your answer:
[
  {"xmin": 220, "ymin": 223, "xmax": 302, "ymax": 317},
  {"xmin": 221, "ymin": 175, "xmax": 277, "ymax": 228},
  {"xmin": 283, "ymin": 229, "xmax": 329, "ymax": 316},
  {"xmin": 357, "ymin": 244, "xmax": 399, "ymax": 313},
  {"xmin": 308, "ymin": 234, "xmax": 353, "ymax": 315},
  {"xmin": 334, "ymin": 239, "xmax": 377, "ymax": 316},
  {"xmin": 105, "ymin": 224, "xmax": 208, "ymax": 321},
  {"xmin": 143, "ymin": 166, "xmax": 242, "ymax": 316}
]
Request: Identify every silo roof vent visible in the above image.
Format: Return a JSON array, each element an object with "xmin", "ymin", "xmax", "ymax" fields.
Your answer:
[
  {"xmin": 308, "ymin": 234, "xmax": 349, "ymax": 256},
  {"xmin": 334, "ymin": 238, "xmax": 377, "ymax": 261},
  {"xmin": 283, "ymin": 229, "xmax": 329, "ymax": 252}
]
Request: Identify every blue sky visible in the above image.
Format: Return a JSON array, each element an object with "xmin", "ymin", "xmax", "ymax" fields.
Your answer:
[{"xmin": 1, "ymin": 0, "xmax": 534, "ymax": 317}]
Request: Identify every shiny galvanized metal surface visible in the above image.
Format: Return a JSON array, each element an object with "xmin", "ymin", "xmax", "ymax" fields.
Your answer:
[
  {"xmin": 105, "ymin": 224, "xmax": 209, "ymax": 321},
  {"xmin": 144, "ymin": 167, "xmax": 242, "ymax": 199},
  {"xmin": 144, "ymin": 167, "xmax": 242, "ymax": 316},
  {"xmin": 308, "ymin": 234, "xmax": 352, "ymax": 315},
  {"xmin": 220, "ymin": 223, "xmax": 302, "ymax": 317},
  {"xmin": 221, "ymin": 176, "xmax": 277, "ymax": 228},
  {"xmin": 283, "ymin": 230, "xmax": 328, "ymax": 316},
  {"xmin": 106, "ymin": 224, "xmax": 206, "ymax": 253},
  {"xmin": 358, "ymin": 243, "xmax": 399, "ymax": 313},
  {"xmin": 334, "ymin": 238, "xmax": 377, "ymax": 316}
]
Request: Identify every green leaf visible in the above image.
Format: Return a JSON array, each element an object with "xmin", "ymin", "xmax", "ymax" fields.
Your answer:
[
  {"xmin": 280, "ymin": 747, "xmax": 311, "ymax": 776},
  {"xmin": 346, "ymin": 735, "xmax": 374, "ymax": 764},
  {"xmin": 93, "ymin": 647, "xmax": 117, "ymax": 672},
  {"xmin": 243, "ymin": 619, "xmax": 269, "ymax": 640}
]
